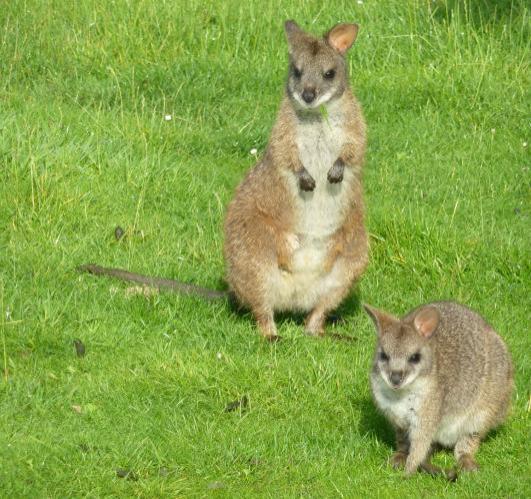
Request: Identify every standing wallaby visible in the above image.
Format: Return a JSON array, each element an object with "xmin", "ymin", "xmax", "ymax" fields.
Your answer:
[
  {"xmin": 79, "ymin": 20, "xmax": 368, "ymax": 340},
  {"xmin": 224, "ymin": 20, "xmax": 367, "ymax": 339},
  {"xmin": 364, "ymin": 301, "xmax": 513, "ymax": 478}
]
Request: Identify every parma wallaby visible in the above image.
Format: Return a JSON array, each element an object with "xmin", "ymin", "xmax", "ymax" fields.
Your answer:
[
  {"xmin": 80, "ymin": 20, "xmax": 368, "ymax": 340},
  {"xmin": 364, "ymin": 301, "xmax": 513, "ymax": 478}
]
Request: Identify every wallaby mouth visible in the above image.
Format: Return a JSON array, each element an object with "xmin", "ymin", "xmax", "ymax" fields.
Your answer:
[
  {"xmin": 383, "ymin": 371, "xmax": 409, "ymax": 391},
  {"xmin": 292, "ymin": 88, "xmax": 336, "ymax": 110}
]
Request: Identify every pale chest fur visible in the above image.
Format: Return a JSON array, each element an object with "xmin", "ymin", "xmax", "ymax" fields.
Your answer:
[
  {"xmin": 294, "ymin": 111, "xmax": 349, "ymax": 241},
  {"xmin": 288, "ymin": 105, "xmax": 353, "ymax": 273},
  {"xmin": 371, "ymin": 374, "xmax": 430, "ymax": 431},
  {"xmin": 269, "ymin": 106, "xmax": 354, "ymax": 312}
]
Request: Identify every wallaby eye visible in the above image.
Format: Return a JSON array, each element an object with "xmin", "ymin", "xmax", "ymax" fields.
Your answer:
[
  {"xmin": 408, "ymin": 352, "xmax": 421, "ymax": 364},
  {"xmin": 293, "ymin": 66, "xmax": 302, "ymax": 79},
  {"xmin": 378, "ymin": 351, "xmax": 389, "ymax": 362},
  {"xmin": 323, "ymin": 69, "xmax": 336, "ymax": 79}
]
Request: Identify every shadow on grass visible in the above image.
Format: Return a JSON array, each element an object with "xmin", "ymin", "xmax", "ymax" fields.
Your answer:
[
  {"xmin": 226, "ymin": 288, "xmax": 364, "ymax": 337},
  {"xmin": 355, "ymin": 396, "xmax": 395, "ymax": 448},
  {"xmin": 430, "ymin": 0, "xmax": 522, "ymax": 27}
]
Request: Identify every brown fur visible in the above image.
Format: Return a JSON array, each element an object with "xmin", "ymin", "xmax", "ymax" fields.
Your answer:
[{"xmin": 225, "ymin": 21, "xmax": 367, "ymax": 338}]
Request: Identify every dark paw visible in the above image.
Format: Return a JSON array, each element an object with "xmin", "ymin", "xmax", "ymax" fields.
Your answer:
[
  {"xmin": 445, "ymin": 468, "xmax": 459, "ymax": 482},
  {"xmin": 266, "ymin": 334, "xmax": 282, "ymax": 343},
  {"xmin": 390, "ymin": 452, "xmax": 407, "ymax": 470},
  {"xmin": 298, "ymin": 170, "xmax": 316, "ymax": 191},
  {"xmin": 328, "ymin": 159, "xmax": 345, "ymax": 183},
  {"xmin": 458, "ymin": 456, "xmax": 479, "ymax": 472}
]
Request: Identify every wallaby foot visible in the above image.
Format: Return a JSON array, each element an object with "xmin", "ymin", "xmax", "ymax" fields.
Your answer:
[
  {"xmin": 420, "ymin": 461, "xmax": 445, "ymax": 477},
  {"xmin": 454, "ymin": 433, "xmax": 480, "ymax": 472},
  {"xmin": 304, "ymin": 309, "xmax": 326, "ymax": 336},
  {"xmin": 390, "ymin": 451, "xmax": 407, "ymax": 469},
  {"xmin": 457, "ymin": 454, "xmax": 479, "ymax": 472},
  {"xmin": 254, "ymin": 309, "xmax": 279, "ymax": 341}
]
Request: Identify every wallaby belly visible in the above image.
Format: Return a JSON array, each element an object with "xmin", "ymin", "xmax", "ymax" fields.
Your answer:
[
  {"xmin": 270, "ymin": 252, "xmax": 347, "ymax": 311},
  {"xmin": 269, "ymin": 117, "xmax": 352, "ymax": 311},
  {"xmin": 435, "ymin": 410, "xmax": 489, "ymax": 448}
]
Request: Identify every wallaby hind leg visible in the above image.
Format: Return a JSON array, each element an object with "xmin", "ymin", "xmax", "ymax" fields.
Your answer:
[
  {"xmin": 253, "ymin": 306, "xmax": 279, "ymax": 341},
  {"xmin": 305, "ymin": 257, "xmax": 365, "ymax": 336},
  {"xmin": 454, "ymin": 433, "xmax": 481, "ymax": 472},
  {"xmin": 305, "ymin": 287, "xmax": 348, "ymax": 336},
  {"xmin": 306, "ymin": 209, "xmax": 368, "ymax": 336},
  {"xmin": 305, "ymin": 284, "xmax": 354, "ymax": 335}
]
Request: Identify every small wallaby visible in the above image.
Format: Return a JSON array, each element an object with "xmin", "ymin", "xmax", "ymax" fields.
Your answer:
[
  {"xmin": 79, "ymin": 20, "xmax": 368, "ymax": 340},
  {"xmin": 364, "ymin": 301, "xmax": 513, "ymax": 478}
]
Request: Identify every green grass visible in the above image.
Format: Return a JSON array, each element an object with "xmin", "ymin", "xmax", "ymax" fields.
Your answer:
[{"xmin": 0, "ymin": 0, "xmax": 529, "ymax": 496}]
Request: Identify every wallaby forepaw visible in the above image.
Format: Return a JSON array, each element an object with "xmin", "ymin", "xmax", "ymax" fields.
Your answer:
[
  {"xmin": 327, "ymin": 159, "xmax": 345, "ymax": 183},
  {"xmin": 304, "ymin": 328, "xmax": 325, "ymax": 338},
  {"xmin": 458, "ymin": 455, "xmax": 479, "ymax": 472},
  {"xmin": 390, "ymin": 452, "xmax": 407, "ymax": 470},
  {"xmin": 445, "ymin": 468, "xmax": 459, "ymax": 482},
  {"xmin": 298, "ymin": 169, "xmax": 316, "ymax": 191}
]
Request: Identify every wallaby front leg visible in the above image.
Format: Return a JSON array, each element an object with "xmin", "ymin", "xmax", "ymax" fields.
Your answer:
[
  {"xmin": 272, "ymin": 132, "xmax": 316, "ymax": 191},
  {"xmin": 404, "ymin": 424, "xmax": 437, "ymax": 476},
  {"xmin": 328, "ymin": 133, "xmax": 365, "ymax": 185},
  {"xmin": 390, "ymin": 428, "xmax": 409, "ymax": 469}
]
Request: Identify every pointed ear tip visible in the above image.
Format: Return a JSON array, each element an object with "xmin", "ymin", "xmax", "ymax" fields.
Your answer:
[
  {"xmin": 425, "ymin": 305, "xmax": 440, "ymax": 318},
  {"xmin": 363, "ymin": 304, "xmax": 382, "ymax": 324},
  {"xmin": 348, "ymin": 23, "xmax": 359, "ymax": 39},
  {"xmin": 284, "ymin": 20, "xmax": 298, "ymax": 31}
]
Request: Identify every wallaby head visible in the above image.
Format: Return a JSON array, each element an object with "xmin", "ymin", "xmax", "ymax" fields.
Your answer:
[
  {"xmin": 284, "ymin": 20, "xmax": 359, "ymax": 109},
  {"xmin": 364, "ymin": 304, "xmax": 440, "ymax": 390}
]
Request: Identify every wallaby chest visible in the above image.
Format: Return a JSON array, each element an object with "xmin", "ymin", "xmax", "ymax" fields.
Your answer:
[
  {"xmin": 289, "ymin": 110, "xmax": 351, "ymax": 266},
  {"xmin": 271, "ymin": 110, "xmax": 352, "ymax": 311},
  {"xmin": 371, "ymin": 375, "xmax": 430, "ymax": 431}
]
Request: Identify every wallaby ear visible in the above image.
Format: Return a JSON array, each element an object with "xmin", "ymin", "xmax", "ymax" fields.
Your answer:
[
  {"xmin": 363, "ymin": 304, "xmax": 397, "ymax": 336},
  {"xmin": 284, "ymin": 20, "xmax": 303, "ymax": 43},
  {"xmin": 413, "ymin": 306, "xmax": 440, "ymax": 338},
  {"xmin": 326, "ymin": 23, "xmax": 359, "ymax": 55}
]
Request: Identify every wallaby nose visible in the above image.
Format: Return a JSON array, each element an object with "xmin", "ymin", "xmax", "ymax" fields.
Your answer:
[
  {"xmin": 302, "ymin": 88, "xmax": 316, "ymax": 104},
  {"xmin": 390, "ymin": 371, "xmax": 404, "ymax": 387}
]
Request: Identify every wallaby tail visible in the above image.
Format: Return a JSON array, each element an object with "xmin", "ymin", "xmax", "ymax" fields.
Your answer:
[{"xmin": 77, "ymin": 264, "xmax": 228, "ymax": 301}]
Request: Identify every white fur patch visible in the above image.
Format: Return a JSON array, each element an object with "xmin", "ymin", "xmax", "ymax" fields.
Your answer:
[
  {"xmin": 371, "ymin": 374, "xmax": 430, "ymax": 430},
  {"xmin": 268, "ymin": 101, "xmax": 354, "ymax": 312}
]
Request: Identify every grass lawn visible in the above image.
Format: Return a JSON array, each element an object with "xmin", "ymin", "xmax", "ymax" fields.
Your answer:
[{"xmin": 1, "ymin": 0, "xmax": 529, "ymax": 496}]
